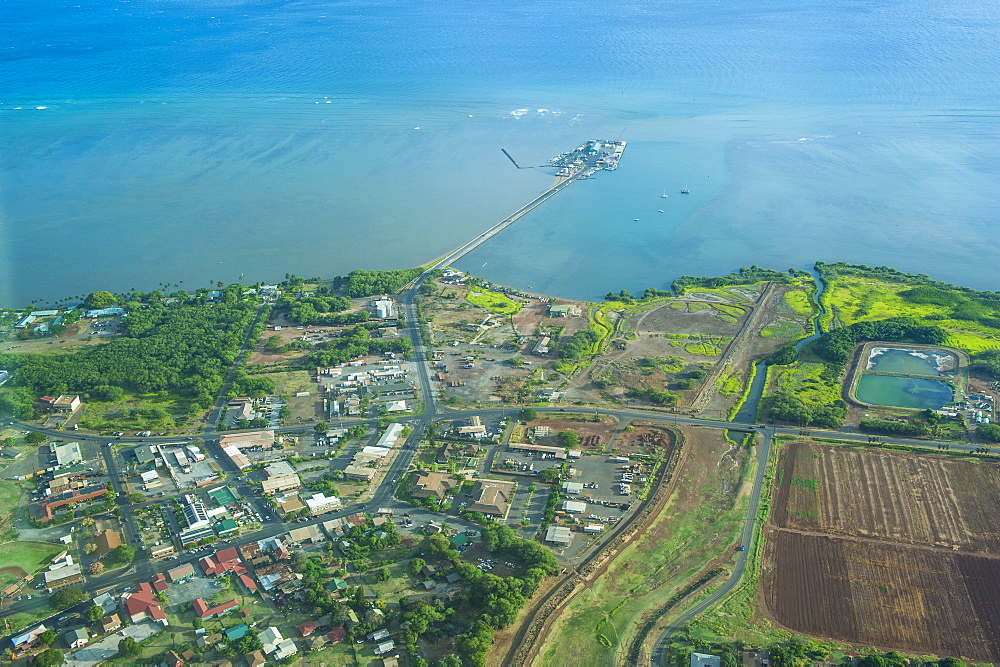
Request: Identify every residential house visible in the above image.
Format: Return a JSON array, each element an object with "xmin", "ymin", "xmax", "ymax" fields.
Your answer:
[
  {"xmin": 244, "ymin": 651, "xmax": 266, "ymax": 667},
  {"xmin": 327, "ymin": 627, "xmax": 347, "ymax": 644},
  {"xmin": 198, "ymin": 547, "xmax": 246, "ymax": 577},
  {"xmin": 298, "ymin": 621, "xmax": 317, "ymax": 637},
  {"xmin": 166, "ymin": 563, "xmax": 196, "ymax": 582},
  {"xmin": 98, "ymin": 614, "xmax": 122, "ymax": 634},
  {"xmin": 122, "ymin": 583, "xmax": 167, "ymax": 624},
  {"xmin": 466, "ymin": 480, "xmax": 514, "ymax": 519},
  {"xmin": 258, "ymin": 626, "xmax": 283, "ymax": 654},
  {"xmin": 94, "ymin": 529, "xmax": 123, "ymax": 557},
  {"xmin": 63, "ymin": 627, "xmax": 89, "ymax": 649},
  {"xmin": 161, "ymin": 650, "xmax": 184, "ymax": 667},
  {"xmin": 192, "ymin": 597, "xmax": 240, "ymax": 620},
  {"xmin": 410, "ymin": 471, "xmax": 459, "ymax": 501}
]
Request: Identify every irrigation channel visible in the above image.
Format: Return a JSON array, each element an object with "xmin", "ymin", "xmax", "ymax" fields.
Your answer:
[{"xmin": 732, "ymin": 271, "xmax": 826, "ymax": 422}]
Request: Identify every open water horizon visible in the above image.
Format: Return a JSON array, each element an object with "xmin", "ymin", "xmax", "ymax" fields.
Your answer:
[{"xmin": 1, "ymin": 0, "xmax": 998, "ymax": 305}]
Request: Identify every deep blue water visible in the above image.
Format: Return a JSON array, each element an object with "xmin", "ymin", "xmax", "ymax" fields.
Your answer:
[{"xmin": 2, "ymin": 0, "xmax": 998, "ymax": 305}]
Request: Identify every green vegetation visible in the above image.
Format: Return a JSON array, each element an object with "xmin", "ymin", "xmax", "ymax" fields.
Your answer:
[
  {"xmin": 310, "ymin": 325, "xmax": 412, "ymax": 366},
  {"xmin": 859, "ymin": 418, "xmax": 930, "ymax": 437},
  {"xmin": 811, "ymin": 317, "xmax": 947, "ymax": 365},
  {"xmin": 559, "ymin": 329, "xmax": 601, "ymax": 361},
  {"xmin": 49, "ymin": 587, "xmax": 86, "ymax": 610},
  {"xmin": 466, "ymin": 289, "xmax": 521, "ymax": 315},
  {"xmin": 783, "ymin": 289, "xmax": 815, "ymax": 315},
  {"xmin": 275, "ymin": 294, "xmax": 368, "ymax": 326},
  {"xmin": 83, "ymin": 291, "xmax": 118, "ymax": 309},
  {"xmin": 977, "ymin": 423, "xmax": 1000, "ymax": 443},
  {"xmin": 0, "ymin": 298, "xmax": 259, "ymax": 417},
  {"xmin": 671, "ymin": 266, "xmax": 806, "ymax": 295},
  {"xmin": 0, "ymin": 540, "xmax": 64, "ymax": 575},
  {"xmin": 971, "ymin": 349, "xmax": 1000, "ymax": 379},
  {"xmin": 765, "ymin": 362, "xmax": 847, "ymax": 428},
  {"xmin": 816, "ymin": 262, "xmax": 1000, "ymax": 352},
  {"xmin": 335, "ymin": 267, "xmax": 424, "ymax": 297}
]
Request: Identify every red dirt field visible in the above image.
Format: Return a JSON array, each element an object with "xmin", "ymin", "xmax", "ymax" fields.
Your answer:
[{"xmin": 762, "ymin": 442, "xmax": 1000, "ymax": 662}]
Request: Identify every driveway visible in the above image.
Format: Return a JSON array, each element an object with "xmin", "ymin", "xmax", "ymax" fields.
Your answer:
[{"xmin": 65, "ymin": 620, "xmax": 163, "ymax": 666}]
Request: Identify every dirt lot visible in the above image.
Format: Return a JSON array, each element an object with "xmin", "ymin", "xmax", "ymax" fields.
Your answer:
[
  {"xmin": 612, "ymin": 422, "xmax": 676, "ymax": 457},
  {"xmin": 762, "ymin": 441, "xmax": 1000, "ymax": 662},
  {"xmin": 522, "ymin": 415, "xmax": 618, "ymax": 452}
]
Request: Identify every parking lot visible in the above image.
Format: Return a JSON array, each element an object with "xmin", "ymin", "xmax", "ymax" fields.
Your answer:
[{"xmin": 65, "ymin": 620, "xmax": 162, "ymax": 666}]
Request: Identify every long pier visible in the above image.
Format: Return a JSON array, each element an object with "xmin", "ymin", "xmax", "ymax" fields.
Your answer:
[{"xmin": 429, "ymin": 169, "xmax": 583, "ymax": 272}]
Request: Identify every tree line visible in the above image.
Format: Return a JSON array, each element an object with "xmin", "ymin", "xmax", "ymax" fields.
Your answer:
[{"xmin": 0, "ymin": 300, "xmax": 258, "ymax": 417}]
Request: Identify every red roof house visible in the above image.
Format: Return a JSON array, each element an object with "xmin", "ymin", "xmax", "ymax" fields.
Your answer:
[
  {"xmin": 191, "ymin": 597, "xmax": 240, "ymax": 620},
  {"xmin": 198, "ymin": 547, "xmax": 246, "ymax": 577},
  {"xmin": 123, "ymin": 583, "xmax": 167, "ymax": 625},
  {"xmin": 298, "ymin": 621, "xmax": 317, "ymax": 637},
  {"xmin": 327, "ymin": 626, "xmax": 347, "ymax": 644},
  {"xmin": 238, "ymin": 574, "xmax": 258, "ymax": 593}
]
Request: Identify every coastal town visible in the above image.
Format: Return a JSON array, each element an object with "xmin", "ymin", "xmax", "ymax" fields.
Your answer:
[{"xmin": 0, "ymin": 260, "xmax": 998, "ymax": 666}]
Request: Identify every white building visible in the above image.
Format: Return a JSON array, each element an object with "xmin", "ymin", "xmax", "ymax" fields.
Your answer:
[{"xmin": 372, "ymin": 296, "xmax": 395, "ymax": 319}]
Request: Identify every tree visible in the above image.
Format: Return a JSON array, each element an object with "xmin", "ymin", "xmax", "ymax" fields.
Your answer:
[
  {"xmin": 107, "ymin": 544, "xmax": 136, "ymax": 565},
  {"xmin": 126, "ymin": 492, "xmax": 146, "ymax": 503},
  {"xmin": 409, "ymin": 558, "xmax": 426, "ymax": 577},
  {"xmin": 83, "ymin": 291, "xmax": 117, "ymax": 309},
  {"xmin": 314, "ymin": 422, "xmax": 329, "ymax": 434},
  {"xmin": 49, "ymin": 587, "xmax": 86, "ymax": 610},
  {"xmin": 88, "ymin": 562, "xmax": 105, "ymax": 575},
  {"xmin": 537, "ymin": 469, "xmax": 560, "ymax": 484},
  {"xmin": 556, "ymin": 431, "xmax": 580, "ymax": 448},
  {"xmin": 519, "ymin": 408, "xmax": 537, "ymax": 421},
  {"xmin": 38, "ymin": 630, "xmax": 56, "ymax": 646},
  {"xmin": 375, "ymin": 567, "xmax": 391, "ymax": 582},
  {"xmin": 35, "ymin": 648, "xmax": 64, "ymax": 667},
  {"xmin": 118, "ymin": 636, "xmax": 140, "ymax": 657},
  {"xmin": 192, "ymin": 617, "xmax": 203, "ymax": 629},
  {"xmin": 83, "ymin": 542, "xmax": 97, "ymax": 555},
  {"xmin": 24, "ymin": 431, "xmax": 48, "ymax": 444},
  {"xmin": 85, "ymin": 605, "xmax": 105, "ymax": 622},
  {"xmin": 976, "ymin": 423, "xmax": 1000, "ymax": 443}
]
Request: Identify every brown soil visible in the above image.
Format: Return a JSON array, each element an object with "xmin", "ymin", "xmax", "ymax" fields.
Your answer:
[
  {"xmin": 614, "ymin": 422, "xmax": 677, "ymax": 456},
  {"xmin": 525, "ymin": 415, "xmax": 618, "ymax": 451},
  {"xmin": 762, "ymin": 441, "xmax": 1000, "ymax": 662},
  {"xmin": 0, "ymin": 566, "xmax": 28, "ymax": 579}
]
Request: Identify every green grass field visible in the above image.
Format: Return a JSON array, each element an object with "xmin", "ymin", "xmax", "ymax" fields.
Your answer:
[
  {"xmin": 0, "ymin": 480, "xmax": 23, "ymax": 528},
  {"xmin": 821, "ymin": 275, "xmax": 1000, "ymax": 353},
  {"xmin": 771, "ymin": 362, "xmax": 842, "ymax": 407},
  {"xmin": 0, "ymin": 540, "xmax": 64, "ymax": 575},
  {"xmin": 465, "ymin": 288, "xmax": 521, "ymax": 315},
  {"xmin": 783, "ymin": 289, "xmax": 815, "ymax": 316}
]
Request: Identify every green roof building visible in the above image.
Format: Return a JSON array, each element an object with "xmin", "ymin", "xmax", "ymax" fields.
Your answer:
[
  {"xmin": 216, "ymin": 518, "xmax": 239, "ymax": 537},
  {"xmin": 326, "ymin": 578, "xmax": 348, "ymax": 592}
]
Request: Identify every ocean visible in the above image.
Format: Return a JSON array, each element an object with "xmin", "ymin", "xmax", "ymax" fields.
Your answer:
[{"xmin": 2, "ymin": 0, "xmax": 998, "ymax": 305}]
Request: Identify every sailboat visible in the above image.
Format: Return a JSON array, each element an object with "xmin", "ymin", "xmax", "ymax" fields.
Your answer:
[
  {"xmin": 680, "ymin": 186, "xmax": 690, "ymax": 194},
  {"xmin": 660, "ymin": 190, "xmax": 669, "ymax": 198}
]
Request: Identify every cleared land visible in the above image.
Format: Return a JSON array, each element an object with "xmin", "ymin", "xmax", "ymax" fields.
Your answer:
[
  {"xmin": 525, "ymin": 426, "xmax": 750, "ymax": 666},
  {"xmin": 762, "ymin": 442, "xmax": 1000, "ymax": 662}
]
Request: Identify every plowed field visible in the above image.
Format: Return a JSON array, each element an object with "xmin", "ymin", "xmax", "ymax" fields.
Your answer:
[{"xmin": 762, "ymin": 442, "xmax": 1000, "ymax": 662}]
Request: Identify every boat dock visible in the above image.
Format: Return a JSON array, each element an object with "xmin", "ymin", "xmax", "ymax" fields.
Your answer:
[{"xmin": 425, "ymin": 139, "xmax": 626, "ymax": 270}]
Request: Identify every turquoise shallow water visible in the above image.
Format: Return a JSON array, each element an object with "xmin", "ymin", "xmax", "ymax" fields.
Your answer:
[
  {"xmin": 856, "ymin": 374, "xmax": 953, "ymax": 410},
  {"xmin": 867, "ymin": 348, "xmax": 946, "ymax": 376},
  {"xmin": 1, "ymin": 0, "xmax": 998, "ymax": 304}
]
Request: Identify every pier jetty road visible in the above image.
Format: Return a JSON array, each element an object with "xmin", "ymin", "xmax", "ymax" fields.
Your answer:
[{"xmin": 432, "ymin": 169, "xmax": 583, "ymax": 270}]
